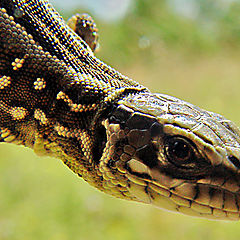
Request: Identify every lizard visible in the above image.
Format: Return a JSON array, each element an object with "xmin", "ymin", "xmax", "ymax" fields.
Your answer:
[{"xmin": 1, "ymin": 0, "xmax": 240, "ymax": 221}]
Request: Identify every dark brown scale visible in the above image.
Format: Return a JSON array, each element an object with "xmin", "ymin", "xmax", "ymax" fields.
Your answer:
[
  {"xmin": 135, "ymin": 144, "xmax": 159, "ymax": 168},
  {"xmin": 127, "ymin": 129, "xmax": 151, "ymax": 149},
  {"xmin": 126, "ymin": 113, "xmax": 155, "ymax": 130}
]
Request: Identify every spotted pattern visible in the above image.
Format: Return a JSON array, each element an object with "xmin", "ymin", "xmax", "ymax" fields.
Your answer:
[
  {"xmin": 0, "ymin": 128, "xmax": 17, "ymax": 143},
  {"xmin": 12, "ymin": 58, "xmax": 25, "ymax": 70},
  {"xmin": 54, "ymin": 123, "xmax": 93, "ymax": 161},
  {"xmin": 34, "ymin": 78, "xmax": 46, "ymax": 90},
  {"xmin": 34, "ymin": 109, "xmax": 48, "ymax": 125},
  {"xmin": 56, "ymin": 91, "xmax": 98, "ymax": 112},
  {"xmin": 9, "ymin": 106, "xmax": 28, "ymax": 120},
  {"xmin": 0, "ymin": 76, "xmax": 11, "ymax": 89},
  {"xmin": 54, "ymin": 124, "xmax": 77, "ymax": 138}
]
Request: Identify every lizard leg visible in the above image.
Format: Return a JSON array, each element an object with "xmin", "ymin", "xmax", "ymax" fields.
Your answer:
[{"xmin": 67, "ymin": 13, "xmax": 99, "ymax": 52}]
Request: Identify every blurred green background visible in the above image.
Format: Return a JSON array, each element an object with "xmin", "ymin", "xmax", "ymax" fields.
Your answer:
[{"xmin": 1, "ymin": 0, "xmax": 240, "ymax": 239}]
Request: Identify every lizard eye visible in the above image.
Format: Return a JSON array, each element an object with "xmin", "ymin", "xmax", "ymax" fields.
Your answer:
[{"xmin": 164, "ymin": 136, "xmax": 194, "ymax": 167}]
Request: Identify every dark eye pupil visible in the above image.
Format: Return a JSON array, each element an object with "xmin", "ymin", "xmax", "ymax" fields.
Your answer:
[
  {"xmin": 170, "ymin": 141, "xmax": 190, "ymax": 160},
  {"xmin": 166, "ymin": 137, "xmax": 193, "ymax": 164}
]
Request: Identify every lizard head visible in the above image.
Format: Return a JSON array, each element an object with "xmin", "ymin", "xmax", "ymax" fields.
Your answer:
[{"xmin": 98, "ymin": 92, "xmax": 240, "ymax": 220}]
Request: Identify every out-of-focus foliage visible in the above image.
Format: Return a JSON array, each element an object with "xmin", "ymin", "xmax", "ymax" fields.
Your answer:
[
  {"xmin": 95, "ymin": 0, "xmax": 240, "ymax": 65},
  {"xmin": 219, "ymin": 2, "xmax": 240, "ymax": 47}
]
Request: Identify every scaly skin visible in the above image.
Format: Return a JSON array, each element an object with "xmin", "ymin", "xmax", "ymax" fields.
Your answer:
[{"xmin": 0, "ymin": 0, "xmax": 240, "ymax": 220}]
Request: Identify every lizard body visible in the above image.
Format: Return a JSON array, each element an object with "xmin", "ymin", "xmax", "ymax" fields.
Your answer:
[{"xmin": 1, "ymin": 0, "xmax": 240, "ymax": 220}]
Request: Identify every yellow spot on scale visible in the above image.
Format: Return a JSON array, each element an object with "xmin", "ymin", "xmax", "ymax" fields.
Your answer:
[
  {"xmin": 0, "ymin": 8, "xmax": 7, "ymax": 13},
  {"xmin": 34, "ymin": 78, "xmax": 46, "ymax": 90},
  {"xmin": 104, "ymin": 87, "xmax": 126, "ymax": 102},
  {"xmin": 12, "ymin": 58, "xmax": 25, "ymax": 70},
  {"xmin": 0, "ymin": 75, "xmax": 11, "ymax": 89},
  {"xmin": 54, "ymin": 123, "xmax": 93, "ymax": 162},
  {"xmin": 10, "ymin": 106, "xmax": 28, "ymax": 120},
  {"xmin": 0, "ymin": 128, "xmax": 11, "ymax": 139},
  {"xmin": 54, "ymin": 124, "xmax": 78, "ymax": 138},
  {"xmin": 56, "ymin": 91, "xmax": 98, "ymax": 112},
  {"xmin": 34, "ymin": 109, "xmax": 49, "ymax": 125}
]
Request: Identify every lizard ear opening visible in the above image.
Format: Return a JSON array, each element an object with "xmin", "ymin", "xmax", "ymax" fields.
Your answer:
[{"xmin": 92, "ymin": 124, "xmax": 107, "ymax": 164}]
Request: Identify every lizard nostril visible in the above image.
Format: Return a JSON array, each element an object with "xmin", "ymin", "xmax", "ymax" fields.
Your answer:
[{"xmin": 228, "ymin": 155, "xmax": 240, "ymax": 169}]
